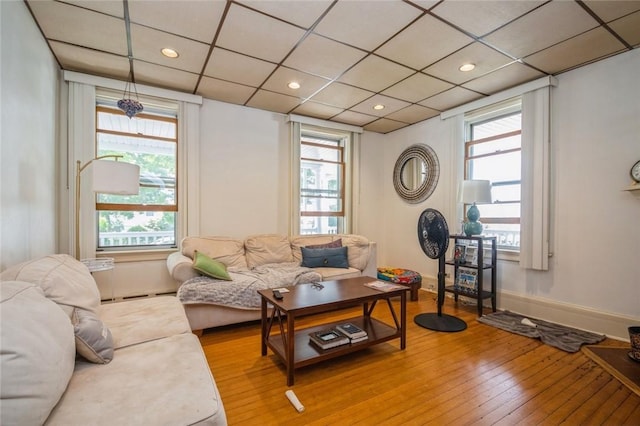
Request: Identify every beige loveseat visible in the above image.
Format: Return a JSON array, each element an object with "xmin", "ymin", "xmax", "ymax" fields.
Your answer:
[
  {"xmin": 167, "ymin": 234, "xmax": 377, "ymax": 331},
  {"xmin": 0, "ymin": 254, "xmax": 227, "ymax": 425}
]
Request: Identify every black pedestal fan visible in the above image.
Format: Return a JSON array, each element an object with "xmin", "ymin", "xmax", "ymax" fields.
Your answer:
[{"xmin": 414, "ymin": 208, "xmax": 467, "ymax": 332}]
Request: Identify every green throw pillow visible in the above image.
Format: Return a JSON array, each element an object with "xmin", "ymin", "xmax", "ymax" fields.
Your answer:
[{"xmin": 193, "ymin": 250, "xmax": 232, "ymax": 281}]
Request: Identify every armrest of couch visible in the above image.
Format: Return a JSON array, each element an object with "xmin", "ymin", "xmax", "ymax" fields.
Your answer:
[
  {"xmin": 167, "ymin": 252, "xmax": 199, "ymax": 284},
  {"xmin": 362, "ymin": 242, "xmax": 377, "ymax": 278}
]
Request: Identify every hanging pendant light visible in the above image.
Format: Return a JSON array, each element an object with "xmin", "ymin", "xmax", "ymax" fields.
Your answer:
[{"xmin": 117, "ymin": 71, "xmax": 143, "ymax": 118}]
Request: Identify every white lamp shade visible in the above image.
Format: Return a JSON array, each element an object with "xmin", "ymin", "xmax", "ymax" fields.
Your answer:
[
  {"xmin": 91, "ymin": 160, "xmax": 140, "ymax": 195},
  {"xmin": 458, "ymin": 179, "xmax": 492, "ymax": 204}
]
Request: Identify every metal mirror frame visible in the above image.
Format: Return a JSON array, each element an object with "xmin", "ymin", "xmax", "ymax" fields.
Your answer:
[{"xmin": 393, "ymin": 144, "xmax": 440, "ymax": 204}]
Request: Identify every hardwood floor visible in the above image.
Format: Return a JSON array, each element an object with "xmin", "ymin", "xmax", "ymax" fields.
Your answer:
[{"xmin": 198, "ymin": 291, "xmax": 640, "ymax": 425}]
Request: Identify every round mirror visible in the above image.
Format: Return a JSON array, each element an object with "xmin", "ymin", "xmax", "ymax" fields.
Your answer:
[{"xmin": 393, "ymin": 144, "xmax": 439, "ymax": 204}]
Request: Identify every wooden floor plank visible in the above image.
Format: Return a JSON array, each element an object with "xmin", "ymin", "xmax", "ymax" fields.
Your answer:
[{"xmin": 198, "ymin": 291, "xmax": 640, "ymax": 425}]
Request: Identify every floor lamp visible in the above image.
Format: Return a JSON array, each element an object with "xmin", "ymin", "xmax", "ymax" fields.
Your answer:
[{"xmin": 75, "ymin": 156, "xmax": 140, "ymax": 260}]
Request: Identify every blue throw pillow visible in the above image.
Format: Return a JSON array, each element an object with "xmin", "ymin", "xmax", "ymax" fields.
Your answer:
[{"xmin": 301, "ymin": 246, "xmax": 349, "ymax": 268}]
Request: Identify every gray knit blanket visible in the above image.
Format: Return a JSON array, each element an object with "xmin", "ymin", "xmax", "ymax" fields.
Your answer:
[
  {"xmin": 478, "ymin": 310, "xmax": 605, "ymax": 353},
  {"xmin": 177, "ymin": 262, "xmax": 322, "ymax": 310}
]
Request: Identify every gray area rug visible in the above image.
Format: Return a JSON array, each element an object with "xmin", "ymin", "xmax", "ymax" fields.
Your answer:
[{"xmin": 478, "ymin": 311, "xmax": 605, "ymax": 353}]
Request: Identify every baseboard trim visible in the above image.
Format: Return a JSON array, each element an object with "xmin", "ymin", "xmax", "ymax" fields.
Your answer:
[{"xmin": 419, "ymin": 277, "xmax": 635, "ymax": 341}]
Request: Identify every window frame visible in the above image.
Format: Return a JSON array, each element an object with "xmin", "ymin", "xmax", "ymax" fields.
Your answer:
[{"xmin": 94, "ymin": 101, "xmax": 179, "ymax": 251}]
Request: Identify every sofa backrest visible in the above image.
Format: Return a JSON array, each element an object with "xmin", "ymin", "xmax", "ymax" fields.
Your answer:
[
  {"xmin": 180, "ymin": 236, "xmax": 248, "ymax": 269},
  {"xmin": 244, "ymin": 234, "xmax": 293, "ymax": 268},
  {"xmin": 0, "ymin": 254, "xmax": 100, "ymax": 317}
]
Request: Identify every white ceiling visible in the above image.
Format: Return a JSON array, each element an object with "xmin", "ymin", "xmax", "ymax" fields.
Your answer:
[{"xmin": 27, "ymin": 0, "xmax": 640, "ymax": 133}]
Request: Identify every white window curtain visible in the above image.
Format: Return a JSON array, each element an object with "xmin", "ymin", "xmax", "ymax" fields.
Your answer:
[
  {"xmin": 520, "ymin": 86, "xmax": 551, "ymax": 270},
  {"xmin": 289, "ymin": 120, "xmax": 302, "ymax": 236}
]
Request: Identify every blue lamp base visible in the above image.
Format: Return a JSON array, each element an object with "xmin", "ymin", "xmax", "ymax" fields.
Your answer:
[{"xmin": 464, "ymin": 204, "xmax": 483, "ymax": 236}]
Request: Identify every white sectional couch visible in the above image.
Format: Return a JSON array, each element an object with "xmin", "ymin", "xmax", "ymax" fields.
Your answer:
[
  {"xmin": 167, "ymin": 234, "xmax": 377, "ymax": 332},
  {"xmin": 0, "ymin": 254, "xmax": 227, "ymax": 425}
]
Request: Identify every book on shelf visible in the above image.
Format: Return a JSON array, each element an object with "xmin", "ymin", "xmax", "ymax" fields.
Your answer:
[
  {"xmin": 335, "ymin": 322, "xmax": 368, "ymax": 339},
  {"xmin": 364, "ymin": 280, "xmax": 406, "ymax": 292},
  {"xmin": 308, "ymin": 328, "xmax": 350, "ymax": 350},
  {"xmin": 454, "ymin": 266, "xmax": 478, "ymax": 294},
  {"xmin": 350, "ymin": 335, "xmax": 368, "ymax": 344}
]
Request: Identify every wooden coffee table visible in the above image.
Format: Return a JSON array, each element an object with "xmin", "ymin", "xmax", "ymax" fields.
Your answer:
[{"xmin": 259, "ymin": 276, "xmax": 409, "ymax": 385}]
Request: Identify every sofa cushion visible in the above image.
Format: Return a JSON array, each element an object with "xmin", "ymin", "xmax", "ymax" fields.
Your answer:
[
  {"xmin": 45, "ymin": 333, "xmax": 227, "ymax": 426},
  {"xmin": 244, "ymin": 234, "xmax": 293, "ymax": 268},
  {"xmin": 306, "ymin": 238, "xmax": 342, "ymax": 249},
  {"xmin": 99, "ymin": 296, "xmax": 191, "ymax": 349},
  {"xmin": 181, "ymin": 236, "xmax": 248, "ymax": 269},
  {"xmin": 301, "ymin": 246, "xmax": 349, "ymax": 268},
  {"xmin": 292, "ymin": 234, "xmax": 371, "ymax": 271},
  {"xmin": 0, "ymin": 281, "xmax": 76, "ymax": 425},
  {"xmin": 193, "ymin": 250, "xmax": 232, "ymax": 281},
  {"xmin": 0, "ymin": 254, "xmax": 100, "ymax": 317},
  {"xmin": 72, "ymin": 308, "xmax": 114, "ymax": 364}
]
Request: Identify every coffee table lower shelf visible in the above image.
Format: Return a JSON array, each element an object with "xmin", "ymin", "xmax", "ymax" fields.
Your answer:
[{"xmin": 266, "ymin": 316, "xmax": 401, "ymax": 369}]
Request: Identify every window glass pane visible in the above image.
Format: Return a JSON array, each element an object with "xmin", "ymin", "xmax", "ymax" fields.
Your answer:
[
  {"xmin": 483, "ymin": 223, "xmax": 520, "ymax": 249},
  {"xmin": 480, "ymin": 202, "xmax": 520, "ymax": 218},
  {"xmin": 300, "ymin": 215, "xmax": 342, "ymax": 235},
  {"xmin": 301, "ymin": 144, "xmax": 340, "ymax": 162},
  {"xmin": 472, "ymin": 113, "xmax": 521, "ymax": 139},
  {"xmin": 469, "ymin": 134, "xmax": 520, "ymax": 156},
  {"xmin": 492, "ymin": 183, "xmax": 520, "ymax": 203},
  {"xmin": 469, "ymin": 151, "xmax": 521, "ymax": 182},
  {"xmin": 96, "ymin": 103, "xmax": 177, "ymax": 249}
]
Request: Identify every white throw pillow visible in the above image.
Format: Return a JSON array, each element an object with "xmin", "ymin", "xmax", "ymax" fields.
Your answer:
[
  {"xmin": 0, "ymin": 281, "xmax": 76, "ymax": 425},
  {"xmin": 72, "ymin": 308, "xmax": 114, "ymax": 364}
]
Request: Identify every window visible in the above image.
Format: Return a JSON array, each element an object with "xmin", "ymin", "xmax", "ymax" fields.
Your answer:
[
  {"xmin": 465, "ymin": 99, "xmax": 522, "ymax": 250},
  {"xmin": 299, "ymin": 126, "xmax": 350, "ymax": 235},
  {"xmin": 95, "ymin": 101, "xmax": 178, "ymax": 249}
]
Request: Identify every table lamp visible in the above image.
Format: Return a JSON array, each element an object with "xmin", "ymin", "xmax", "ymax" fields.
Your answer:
[{"xmin": 458, "ymin": 179, "xmax": 492, "ymax": 236}]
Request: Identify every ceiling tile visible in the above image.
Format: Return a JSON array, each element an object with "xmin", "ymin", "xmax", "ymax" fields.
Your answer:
[
  {"xmin": 363, "ymin": 118, "xmax": 409, "ymax": 133},
  {"xmin": 196, "ymin": 77, "xmax": 256, "ymax": 106},
  {"xmin": 462, "ymin": 62, "xmax": 544, "ymax": 94},
  {"xmin": 261, "ymin": 67, "xmax": 330, "ymax": 98},
  {"xmin": 203, "ymin": 48, "xmax": 277, "ymax": 87},
  {"xmin": 423, "ymin": 42, "xmax": 514, "ymax": 85},
  {"xmin": 128, "ymin": 0, "xmax": 226, "ymax": 43},
  {"xmin": 28, "ymin": 1, "xmax": 127, "ymax": 55},
  {"xmin": 215, "ymin": 3, "xmax": 306, "ymax": 63},
  {"xmin": 338, "ymin": 55, "xmax": 414, "ymax": 92},
  {"xmin": 237, "ymin": 0, "xmax": 333, "ymax": 29},
  {"xmin": 524, "ymin": 27, "xmax": 627, "ymax": 74},
  {"xmin": 130, "ymin": 24, "xmax": 210, "ymax": 74},
  {"xmin": 309, "ymin": 82, "xmax": 374, "ymax": 109},
  {"xmin": 246, "ymin": 90, "xmax": 301, "ymax": 114},
  {"xmin": 419, "ymin": 87, "xmax": 485, "ymax": 111},
  {"xmin": 132, "ymin": 61, "xmax": 199, "ymax": 93},
  {"xmin": 430, "ymin": 0, "xmax": 545, "ymax": 38},
  {"xmin": 49, "ymin": 41, "xmax": 130, "ymax": 80},
  {"xmin": 385, "ymin": 104, "xmax": 440, "ymax": 124},
  {"xmin": 350, "ymin": 94, "xmax": 411, "ymax": 117},
  {"xmin": 609, "ymin": 11, "xmax": 640, "ymax": 47},
  {"xmin": 284, "ymin": 34, "xmax": 367, "ymax": 79},
  {"xmin": 382, "ymin": 72, "xmax": 454, "ymax": 103},
  {"xmin": 313, "ymin": 0, "xmax": 422, "ymax": 51},
  {"xmin": 583, "ymin": 0, "xmax": 640, "ymax": 22},
  {"xmin": 58, "ymin": 0, "xmax": 124, "ymax": 17},
  {"xmin": 375, "ymin": 14, "xmax": 474, "ymax": 69},
  {"xmin": 291, "ymin": 101, "xmax": 345, "ymax": 120},
  {"xmin": 483, "ymin": 1, "xmax": 599, "ymax": 58},
  {"xmin": 405, "ymin": 1, "xmax": 440, "ymax": 11},
  {"xmin": 332, "ymin": 110, "xmax": 378, "ymax": 126}
]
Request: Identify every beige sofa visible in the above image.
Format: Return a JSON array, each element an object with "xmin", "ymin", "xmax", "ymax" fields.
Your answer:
[
  {"xmin": 0, "ymin": 254, "xmax": 226, "ymax": 425},
  {"xmin": 167, "ymin": 234, "xmax": 377, "ymax": 331}
]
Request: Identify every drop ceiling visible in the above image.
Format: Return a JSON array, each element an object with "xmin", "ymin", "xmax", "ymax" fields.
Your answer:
[{"xmin": 26, "ymin": 0, "xmax": 640, "ymax": 133}]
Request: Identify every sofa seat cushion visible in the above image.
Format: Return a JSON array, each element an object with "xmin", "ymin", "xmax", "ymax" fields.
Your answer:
[
  {"xmin": 1, "ymin": 281, "xmax": 76, "ymax": 426},
  {"xmin": 0, "ymin": 254, "xmax": 100, "ymax": 317},
  {"xmin": 181, "ymin": 236, "xmax": 248, "ymax": 269},
  {"xmin": 45, "ymin": 333, "xmax": 226, "ymax": 426},
  {"xmin": 178, "ymin": 263, "xmax": 321, "ymax": 309},
  {"xmin": 244, "ymin": 234, "xmax": 293, "ymax": 268},
  {"xmin": 99, "ymin": 296, "xmax": 191, "ymax": 349}
]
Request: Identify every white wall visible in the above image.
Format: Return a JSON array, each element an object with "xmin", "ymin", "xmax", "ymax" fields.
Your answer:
[
  {"xmin": 0, "ymin": 1, "xmax": 60, "ymax": 269},
  {"xmin": 370, "ymin": 49, "xmax": 640, "ymax": 338}
]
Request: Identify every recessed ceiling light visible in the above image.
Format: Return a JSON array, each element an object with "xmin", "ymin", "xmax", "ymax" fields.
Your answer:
[
  {"xmin": 459, "ymin": 63, "xmax": 475, "ymax": 72},
  {"xmin": 161, "ymin": 48, "xmax": 179, "ymax": 58},
  {"xmin": 288, "ymin": 81, "xmax": 300, "ymax": 89},
  {"xmin": 373, "ymin": 104, "xmax": 385, "ymax": 110}
]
